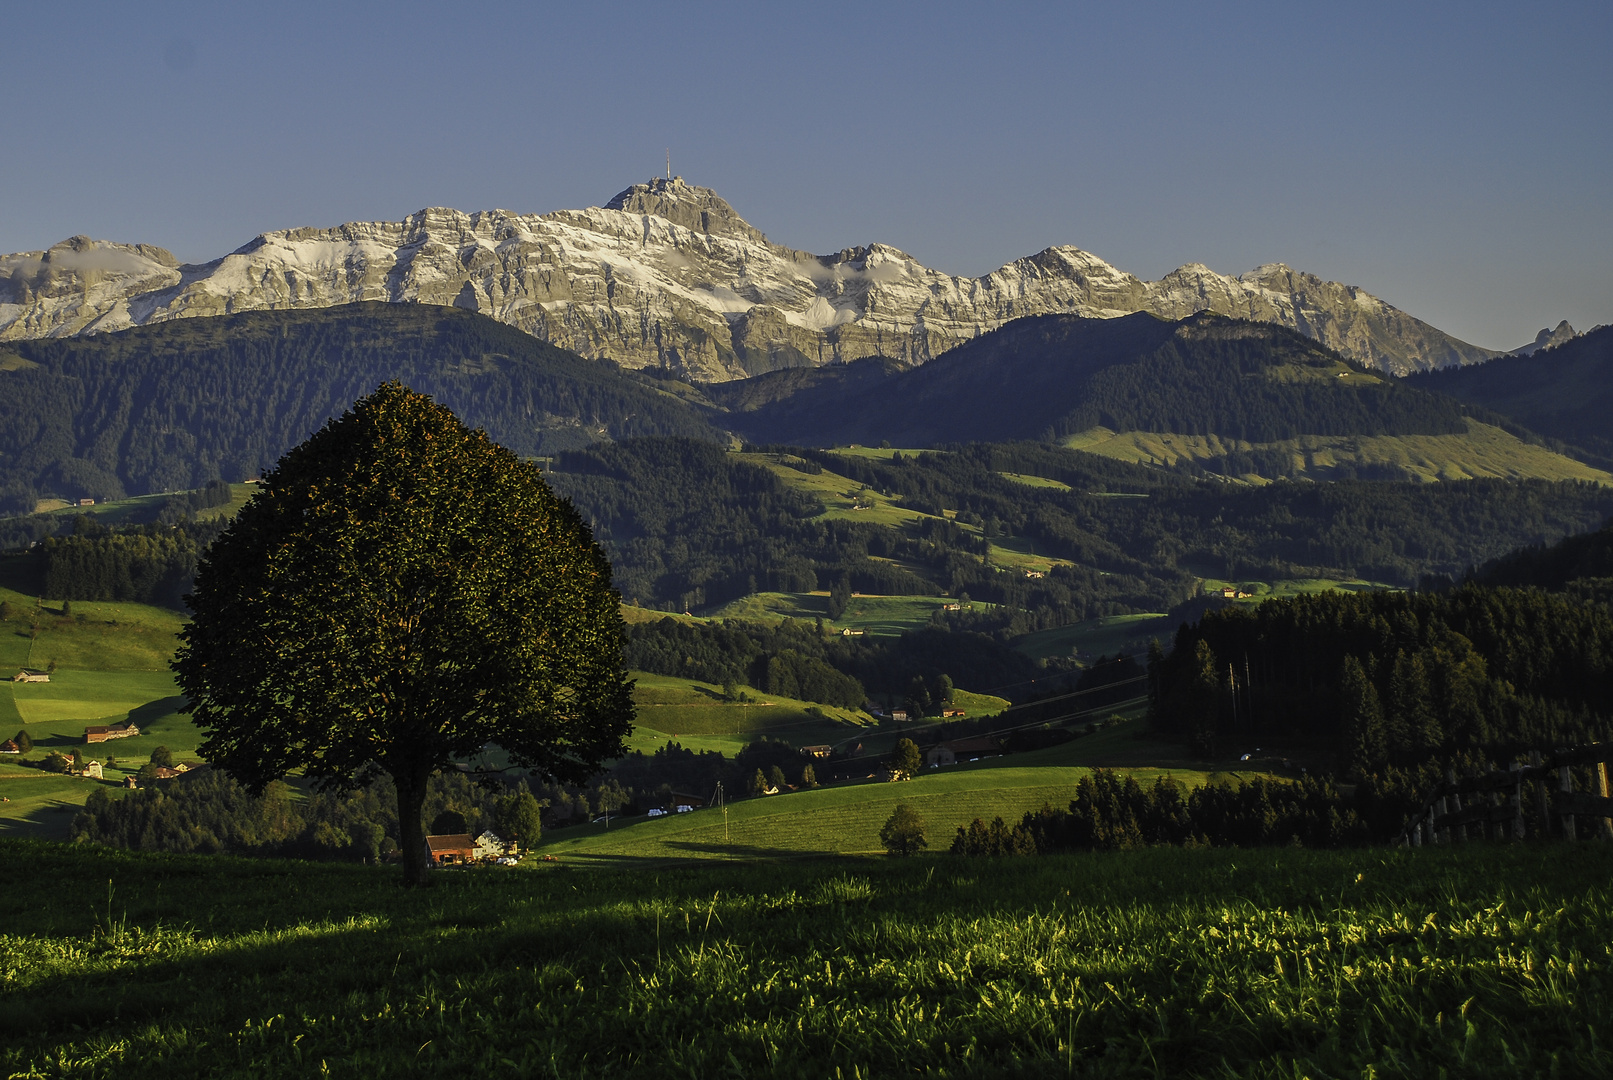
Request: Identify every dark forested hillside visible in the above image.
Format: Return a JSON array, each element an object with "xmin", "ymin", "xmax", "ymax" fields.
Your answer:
[
  {"xmin": 0, "ymin": 303, "xmax": 721, "ymax": 512},
  {"xmin": 1149, "ymin": 586, "xmax": 1613, "ymax": 774},
  {"xmin": 1408, "ymin": 324, "xmax": 1613, "ymax": 464},
  {"xmin": 549, "ymin": 437, "xmax": 1613, "ymax": 626},
  {"xmin": 717, "ymin": 312, "xmax": 1497, "ymax": 449}
]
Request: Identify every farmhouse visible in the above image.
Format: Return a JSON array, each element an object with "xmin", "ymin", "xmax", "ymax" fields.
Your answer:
[
  {"xmin": 12, "ymin": 669, "xmax": 50, "ymax": 683},
  {"xmin": 85, "ymin": 722, "xmax": 140, "ymax": 744},
  {"xmin": 942, "ymin": 708, "xmax": 967, "ymax": 718},
  {"xmin": 927, "ymin": 736, "xmax": 1003, "ymax": 766},
  {"xmin": 669, "ymin": 791, "xmax": 706, "ymax": 810},
  {"xmin": 427, "ymin": 834, "xmax": 476, "ymax": 865},
  {"xmin": 474, "ymin": 830, "xmax": 507, "ymax": 860},
  {"xmin": 81, "ymin": 761, "xmax": 103, "ymax": 779},
  {"xmin": 0, "ymin": 740, "xmax": 18, "ymax": 755},
  {"xmin": 839, "ymin": 627, "xmax": 864, "ymax": 636},
  {"xmin": 799, "ymin": 744, "xmax": 832, "ymax": 760}
]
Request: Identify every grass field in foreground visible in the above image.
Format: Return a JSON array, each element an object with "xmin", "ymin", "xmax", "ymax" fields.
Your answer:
[{"xmin": 4, "ymin": 839, "xmax": 1608, "ymax": 1078}]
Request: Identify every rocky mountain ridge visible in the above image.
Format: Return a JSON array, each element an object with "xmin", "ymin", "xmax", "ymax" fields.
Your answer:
[{"xmin": 0, "ymin": 177, "xmax": 1500, "ymax": 380}]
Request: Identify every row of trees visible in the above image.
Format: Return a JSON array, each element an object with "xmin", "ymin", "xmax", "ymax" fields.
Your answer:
[
  {"xmin": 950, "ymin": 770, "xmax": 1365, "ymax": 855},
  {"xmin": 69, "ymin": 769, "xmax": 548, "ymax": 861}
]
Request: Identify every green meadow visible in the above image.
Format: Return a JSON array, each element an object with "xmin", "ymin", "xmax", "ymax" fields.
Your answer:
[
  {"xmin": 4, "ymin": 837, "xmax": 1608, "ymax": 1078},
  {"xmin": 539, "ymin": 760, "xmax": 1217, "ymax": 866},
  {"xmin": 703, "ymin": 589, "xmax": 974, "ymax": 637}
]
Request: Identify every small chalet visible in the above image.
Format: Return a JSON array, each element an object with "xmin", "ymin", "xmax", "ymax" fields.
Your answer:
[
  {"xmin": 85, "ymin": 722, "xmax": 140, "ymax": 744},
  {"xmin": 889, "ymin": 709, "xmax": 908, "ymax": 722},
  {"xmin": 941, "ymin": 602, "xmax": 962, "ymax": 611},
  {"xmin": 799, "ymin": 745, "xmax": 833, "ymax": 760},
  {"xmin": 427, "ymin": 833, "xmax": 477, "ymax": 865},
  {"xmin": 0, "ymin": 740, "xmax": 19, "ymax": 755},
  {"xmin": 78, "ymin": 498, "xmax": 95, "ymax": 507},
  {"xmin": 942, "ymin": 708, "xmax": 967, "ymax": 718},
  {"xmin": 474, "ymin": 830, "xmax": 507, "ymax": 860},
  {"xmin": 12, "ymin": 669, "xmax": 50, "ymax": 684},
  {"xmin": 839, "ymin": 627, "xmax": 864, "ymax": 636},
  {"xmin": 81, "ymin": 761, "xmax": 103, "ymax": 779}
]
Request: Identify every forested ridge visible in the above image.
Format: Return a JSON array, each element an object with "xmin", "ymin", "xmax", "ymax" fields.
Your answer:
[
  {"xmin": 4, "ymin": 303, "xmax": 1596, "ymax": 519},
  {"xmin": 716, "ymin": 312, "xmax": 1539, "ymax": 454},
  {"xmin": 0, "ymin": 303, "xmax": 721, "ymax": 512},
  {"xmin": 550, "ymin": 436, "xmax": 1613, "ymax": 631}
]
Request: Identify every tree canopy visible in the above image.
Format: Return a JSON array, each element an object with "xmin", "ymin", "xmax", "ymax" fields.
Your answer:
[{"xmin": 173, "ymin": 382, "xmax": 634, "ymax": 884}]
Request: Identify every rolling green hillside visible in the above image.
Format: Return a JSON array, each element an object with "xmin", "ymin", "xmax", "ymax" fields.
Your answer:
[
  {"xmin": 550, "ymin": 436, "xmax": 1613, "ymax": 630},
  {"xmin": 1409, "ymin": 323, "xmax": 1613, "ymax": 464},
  {"xmin": 1067, "ymin": 417, "xmax": 1612, "ymax": 485}
]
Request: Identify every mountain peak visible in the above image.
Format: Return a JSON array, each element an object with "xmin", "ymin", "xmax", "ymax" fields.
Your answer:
[
  {"xmin": 604, "ymin": 177, "xmax": 767, "ymax": 243},
  {"xmin": 1512, "ymin": 319, "xmax": 1578, "ymax": 356}
]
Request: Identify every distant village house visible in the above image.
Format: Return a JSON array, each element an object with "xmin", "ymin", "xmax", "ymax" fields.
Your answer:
[
  {"xmin": 85, "ymin": 722, "xmax": 140, "ymax": 744},
  {"xmin": 799, "ymin": 745, "xmax": 833, "ymax": 760},
  {"xmin": 12, "ymin": 670, "xmax": 50, "ymax": 683}
]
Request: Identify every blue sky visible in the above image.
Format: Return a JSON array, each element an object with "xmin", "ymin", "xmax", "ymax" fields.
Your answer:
[{"xmin": 2, "ymin": 1, "xmax": 1608, "ymax": 351}]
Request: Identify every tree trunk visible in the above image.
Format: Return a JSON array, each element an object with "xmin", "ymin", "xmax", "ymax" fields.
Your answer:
[{"xmin": 395, "ymin": 769, "xmax": 431, "ymax": 887}]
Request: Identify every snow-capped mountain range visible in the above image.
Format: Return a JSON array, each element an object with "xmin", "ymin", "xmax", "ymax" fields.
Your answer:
[{"xmin": 0, "ymin": 177, "xmax": 1501, "ymax": 381}]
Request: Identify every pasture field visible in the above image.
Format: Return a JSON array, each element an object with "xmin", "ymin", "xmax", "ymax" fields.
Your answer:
[
  {"xmin": 538, "ymin": 762, "xmax": 1221, "ymax": 865},
  {"xmin": 3, "ymin": 838, "xmax": 1608, "ymax": 1078},
  {"xmin": 703, "ymin": 590, "xmax": 971, "ymax": 637},
  {"xmin": 1064, "ymin": 419, "xmax": 1612, "ymax": 485},
  {"xmin": 737, "ymin": 451, "xmax": 936, "ymax": 530},
  {"xmin": 38, "ymin": 482, "xmax": 259, "ymax": 525},
  {"xmin": 627, "ymin": 673, "xmax": 874, "ymax": 756}
]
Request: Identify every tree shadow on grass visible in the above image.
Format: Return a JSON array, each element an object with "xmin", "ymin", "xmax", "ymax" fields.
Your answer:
[{"xmin": 125, "ymin": 695, "xmax": 187, "ymax": 727}]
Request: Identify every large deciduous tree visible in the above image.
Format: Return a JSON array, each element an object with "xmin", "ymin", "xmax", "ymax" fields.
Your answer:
[{"xmin": 173, "ymin": 383, "xmax": 633, "ymax": 885}]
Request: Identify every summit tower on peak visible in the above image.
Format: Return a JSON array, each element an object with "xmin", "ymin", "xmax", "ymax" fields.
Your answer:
[{"xmin": 604, "ymin": 178, "xmax": 768, "ymax": 243}]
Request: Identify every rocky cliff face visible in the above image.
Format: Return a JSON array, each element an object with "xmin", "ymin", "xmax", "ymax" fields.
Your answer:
[{"xmin": 0, "ymin": 177, "xmax": 1497, "ymax": 379}]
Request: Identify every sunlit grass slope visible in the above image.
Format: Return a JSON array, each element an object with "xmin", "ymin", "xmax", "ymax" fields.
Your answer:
[
  {"xmin": 0, "ymin": 564, "xmax": 200, "ymax": 838},
  {"xmin": 1066, "ymin": 419, "xmax": 1612, "ymax": 484},
  {"xmin": 4, "ymin": 838, "xmax": 1608, "ymax": 1077},
  {"xmin": 538, "ymin": 755, "xmax": 1213, "ymax": 866}
]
